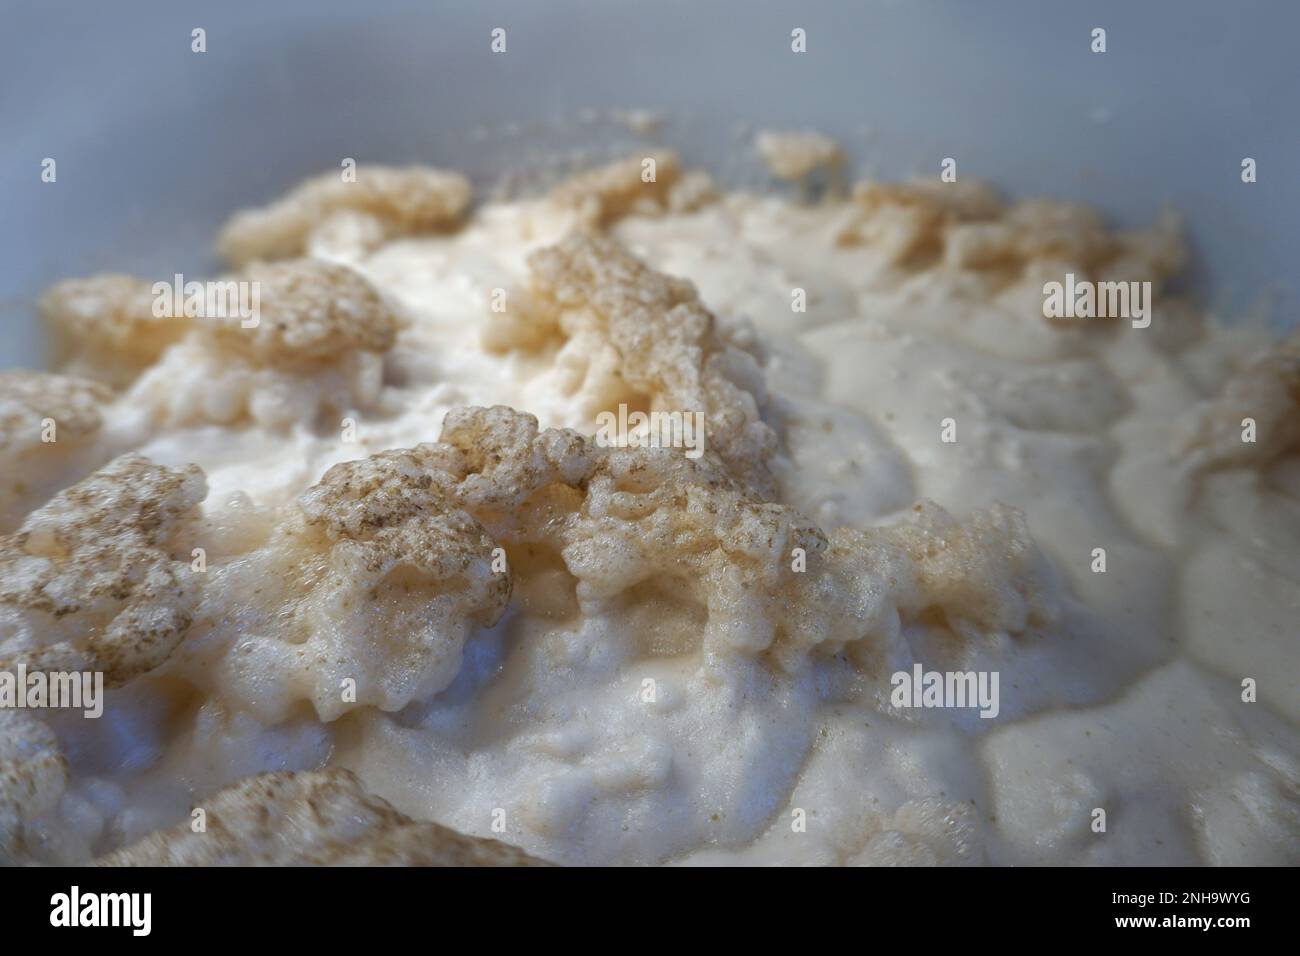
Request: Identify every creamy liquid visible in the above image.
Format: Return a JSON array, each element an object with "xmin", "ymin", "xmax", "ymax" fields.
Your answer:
[{"xmin": 12, "ymin": 176, "xmax": 1300, "ymax": 866}]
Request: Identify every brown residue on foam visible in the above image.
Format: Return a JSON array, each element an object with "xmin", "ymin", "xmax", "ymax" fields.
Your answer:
[
  {"xmin": 756, "ymin": 130, "xmax": 845, "ymax": 186},
  {"xmin": 838, "ymin": 178, "xmax": 1185, "ymax": 293},
  {"xmin": 0, "ymin": 711, "xmax": 68, "ymax": 863},
  {"xmin": 0, "ymin": 453, "xmax": 206, "ymax": 687},
  {"xmin": 0, "ymin": 370, "xmax": 110, "ymax": 454},
  {"xmin": 218, "ymin": 164, "xmax": 472, "ymax": 266},
  {"xmin": 486, "ymin": 232, "xmax": 778, "ymax": 497},
  {"xmin": 1180, "ymin": 330, "xmax": 1300, "ymax": 472},
  {"xmin": 39, "ymin": 275, "xmax": 188, "ymax": 387},
  {"xmin": 548, "ymin": 151, "xmax": 714, "ymax": 228},
  {"xmin": 97, "ymin": 769, "xmax": 551, "ymax": 866},
  {"xmin": 202, "ymin": 259, "xmax": 399, "ymax": 366}
]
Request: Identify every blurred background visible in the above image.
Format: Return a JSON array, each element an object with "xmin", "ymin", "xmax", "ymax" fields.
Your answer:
[{"xmin": 2, "ymin": 0, "xmax": 1296, "ymax": 368}]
